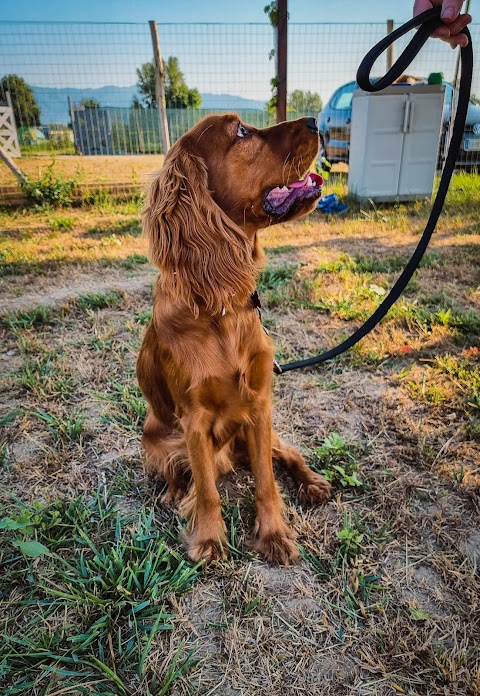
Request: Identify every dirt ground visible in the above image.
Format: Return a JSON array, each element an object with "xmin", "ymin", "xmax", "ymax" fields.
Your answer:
[{"xmin": 0, "ymin": 177, "xmax": 479, "ymax": 694}]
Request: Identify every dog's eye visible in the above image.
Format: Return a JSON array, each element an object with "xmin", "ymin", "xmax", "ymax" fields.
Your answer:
[{"xmin": 237, "ymin": 124, "xmax": 249, "ymax": 138}]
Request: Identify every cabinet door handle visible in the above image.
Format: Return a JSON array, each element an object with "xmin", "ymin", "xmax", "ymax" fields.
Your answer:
[
  {"xmin": 402, "ymin": 100, "xmax": 410, "ymax": 133},
  {"xmin": 408, "ymin": 102, "xmax": 415, "ymax": 132}
]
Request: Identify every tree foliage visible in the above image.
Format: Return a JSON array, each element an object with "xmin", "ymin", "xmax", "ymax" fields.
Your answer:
[
  {"xmin": 288, "ymin": 90, "xmax": 323, "ymax": 114},
  {"xmin": 136, "ymin": 56, "xmax": 201, "ymax": 109},
  {"xmin": 80, "ymin": 98, "xmax": 101, "ymax": 108},
  {"xmin": 0, "ymin": 74, "xmax": 41, "ymax": 126},
  {"xmin": 136, "ymin": 62, "xmax": 156, "ymax": 107}
]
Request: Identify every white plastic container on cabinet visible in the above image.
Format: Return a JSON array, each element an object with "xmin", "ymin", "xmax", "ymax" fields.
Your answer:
[{"xmin": 348, "ymin": 84, "xmax": 445, "ymax": 202}]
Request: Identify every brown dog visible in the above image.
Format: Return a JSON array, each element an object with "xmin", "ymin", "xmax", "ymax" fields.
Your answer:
[{"xmin": 137, "ymin": 114, "xmax": 331, "ymax": 564}]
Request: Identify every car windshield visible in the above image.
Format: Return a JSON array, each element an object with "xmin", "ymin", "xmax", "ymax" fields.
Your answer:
[{"xmin": 332, "ymin": 83, "xmax": 356, "ymax": 110}]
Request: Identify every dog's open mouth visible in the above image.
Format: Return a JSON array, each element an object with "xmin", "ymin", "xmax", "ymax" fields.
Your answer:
[{"xmin": 263, "ymin": 173, "xmax": 323, "ymax": 216}]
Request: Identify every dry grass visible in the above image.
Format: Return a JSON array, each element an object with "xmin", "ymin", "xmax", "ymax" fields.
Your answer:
[
  {"xmin": 0, "ymin": 154, "xmax": 165, "ymax": 189},
  {"xmin": 0, "ymin": 171, "xmax": 479, "ymax": 695}
]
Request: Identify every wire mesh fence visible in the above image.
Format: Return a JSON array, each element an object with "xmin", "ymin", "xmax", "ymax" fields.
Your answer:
[{"xmin": 0, "ymin": 19, "xmax": 478, "ymax": 201}]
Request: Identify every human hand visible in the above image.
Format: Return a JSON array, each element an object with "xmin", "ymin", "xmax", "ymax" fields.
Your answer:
[{"xmin": 413, "ymin": 0, "xmax": 472, "ymax": 47}]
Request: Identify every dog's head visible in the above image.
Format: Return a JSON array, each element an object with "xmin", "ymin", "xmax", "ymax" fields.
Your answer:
[
  {"xmin": 181, "ymin": 113, "xmax": 322, "ymax": 229},
  {"xmin": 144, "ymin": 114, "xmax": 321, "ymax": 315}
]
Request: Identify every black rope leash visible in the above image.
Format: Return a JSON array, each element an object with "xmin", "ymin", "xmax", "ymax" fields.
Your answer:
[{"xmin": 279, "ymin": 7, "xmax": 473, "ymax": 374}]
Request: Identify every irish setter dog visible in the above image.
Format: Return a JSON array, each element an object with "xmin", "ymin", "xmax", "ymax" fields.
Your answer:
[{"xmin": 137, "ymin": 114, "xmax": 331, "ymax": 565}]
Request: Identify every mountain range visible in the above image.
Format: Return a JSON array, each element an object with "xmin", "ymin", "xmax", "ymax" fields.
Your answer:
[{"xmin": 31, "ymin": 85, "xmax": 267, "ymax": 124}]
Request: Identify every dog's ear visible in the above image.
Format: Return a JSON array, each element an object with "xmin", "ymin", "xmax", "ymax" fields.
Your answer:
[{"xmin": 144, "ymin": 141, "xmax": 256, "ymax": 317}]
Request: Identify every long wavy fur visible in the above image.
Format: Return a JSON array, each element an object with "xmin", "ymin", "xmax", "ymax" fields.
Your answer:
[{"xmin": 143, "ymin": 140, "xmax": 257, "ymax": 317}]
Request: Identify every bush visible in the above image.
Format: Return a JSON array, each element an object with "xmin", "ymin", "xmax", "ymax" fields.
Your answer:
[{"xmin": 21, "ymin": 158, "xmax": 78, "ymax": 208}]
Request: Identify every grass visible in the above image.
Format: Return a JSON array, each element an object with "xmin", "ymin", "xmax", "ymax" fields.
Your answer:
[
  {"xmin": 4, "ymin": 306, "xmax": 53, "ymax": 329},
  {"xmin": 99, "ymin": 381, "xmax": 148, "ymax": 433},
  {"xmin": 310, "ymin": 432, "xmax": 363, "ymax": 488},
  {"xmin": 0, "ymin": 169, "xmax": 479, "ymax": 694},
  {"xmin": 31, "ymin": 407, "xmax": 85, "ymax": 443},
  {"xmin": 17, "ymin": 352, "xmax": 76, "ymax": 399},
  {"xmin": 75, "ymin": 291, "xmax": 125, "ymax": 311},
  {"xmin": 0, "ymin": 486, "xmax": 199, "ymax": 695}
]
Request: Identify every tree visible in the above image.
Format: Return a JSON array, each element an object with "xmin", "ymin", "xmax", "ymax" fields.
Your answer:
[
  {"xmin": 165, "ymin": 57, "xmax": 201, "ymax": 108},
  {"xmin": 136, "ymin": 62, "xmax": 156, "ymax": 107},
  {"xmin": 136, "ymin": 56, "xmax": 201, "ymax": 109},
  {"xmin": 0, "ymin": 74, "xmax": 41, "ymax": 127},
  {"xmin": 288, "ymin": 90, "xmax": 323, "ymax": 114},
  {"xmin": 80, "ymin": 98, "xmax": 101, "ymax": 108}
]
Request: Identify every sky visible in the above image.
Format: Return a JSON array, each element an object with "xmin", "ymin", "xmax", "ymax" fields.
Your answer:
[
  {"xmin": 1, "ymin": 1, "xmax": 478, "ymax": 119},
  {"xmin": 0, "ymin": 0, "xmax": 442, "ymax": 24}
]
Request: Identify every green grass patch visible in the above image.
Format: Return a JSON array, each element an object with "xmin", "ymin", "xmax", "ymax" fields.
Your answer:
[
  {"xmin": 17, "ymin": 352, "xmax": 75, "ymax": 399},
  {"xmin": 47, "ymin": 216, "xmax": 75, "ymax": 232},
  {"xmin": 75, "ymin": 291, "xmax": 124, "ymax": 311},
  {"xmin": 32, "ymin": 407, "xmax": 85, "ymax": 443},
  {"xmin": 316, "ymin": 252, "xmax": 446, "ymax": 275},
  {"xmin": 86, "ymin": 220, "xmax": 142, "ymax": 238},
  {"xmin": 83, "ymin": 190, "xmax": 143, "ymax": 215},
  {"xmin": 134, "ymin": 308, "xmax": 153, "ymax": 325},
  {"xmin": 258, "ymin": 264, "xmax": 312, "ymax": 308},
  {"xmin": 401, "ymin": 354, "xmax": 480, "ymax": 415},
  {"xmin": 20, "ymin": 159, "xmax": 79, "ymax": 209},
  {"xmin": 97, "ymin": 381, "xmax": 147, "ymax": 433},
  {"xmin": 258, "ymin": 264, "xmax": 300, "ymax": 290},
  {"xmin": 0, "ymin": 487, "xmax": 199, "ymax": 694},
  {"xmin": 265, "ymin": 244, "xmax": 296, "ymax": 255},
  {"xmin": 4, "ymin": 306, "xmax": 53, "ymax": 330},
  {"xmin": 120, "ymin": 253, "xmax": 149, "ymax": 269},
  {"xmin": 310, "ymin": 432, "xmax": 363, "ymax": 488},
  {"xmin": 300, "ymin": 508, "xmax": 387, "ymax": 623},
  {"xmin": 444, "ymin": 169, "xmax": 480, "ymax": 212},
  {"xmin": 433, "ymin": 354, "xmax": 480, "ymax": 410}
]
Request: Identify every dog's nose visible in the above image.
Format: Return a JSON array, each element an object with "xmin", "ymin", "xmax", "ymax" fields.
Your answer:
[{"xmin": 305, "ymin": 117, "xmax": 318, "ymax": 134}]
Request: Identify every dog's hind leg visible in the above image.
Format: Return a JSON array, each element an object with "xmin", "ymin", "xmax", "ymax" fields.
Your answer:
[
  {"xmin": 272, "ymin": 431, "xmax": 331, "ymax": 505},
  {"xmin": 142, "ymin": 409, "xmax": 191, "ymax": 506}
]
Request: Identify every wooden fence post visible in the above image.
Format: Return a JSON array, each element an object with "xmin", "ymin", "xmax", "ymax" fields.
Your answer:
[
  {"xmin": 149, "ymin": 20, "xmax": 171, "ymax": 154},
  {"xmin": 276, "ymin": 0, "xmax": 288, "ymax": 123},
  {"xmin": 386, "ymin": 19, "xmax": 394, "ymax": 71},
  {"xmin": 0, "ymin": 148, "xmax": 27, "ymax": 184}
]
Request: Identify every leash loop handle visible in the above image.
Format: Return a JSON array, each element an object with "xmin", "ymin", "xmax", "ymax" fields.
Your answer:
[
  {"xmin": 279, "ymin": 8, "xmax": 473, "ymax": 374},
  {"xmin": 357, "ymin": 8, "xmax": 443, "ymax": 92}
]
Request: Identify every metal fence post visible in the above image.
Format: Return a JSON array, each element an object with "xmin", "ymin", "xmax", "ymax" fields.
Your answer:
[
  {"xmin": 276, "ymin": 0, "xmax": 288, "ymax": 123},
  {"xmin": 149, "ymin": 20, "xmax": 171, "ymax": 154}
]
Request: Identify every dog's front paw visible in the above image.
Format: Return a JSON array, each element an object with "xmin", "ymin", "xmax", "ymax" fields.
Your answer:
[
  {"xmin": 250, "ymin": 520, "xmax": 299, "ymax": 565},
  {"xmin": 187, "ymin": 535, "xmax": 227, "ymax": 564},
  {"xmin": 297, "ymin": 473, "xmax": 332, "ymax": 505},
  {"xmin": 185, "ymin": 520, "xmax": 227, "ymax": 564}
]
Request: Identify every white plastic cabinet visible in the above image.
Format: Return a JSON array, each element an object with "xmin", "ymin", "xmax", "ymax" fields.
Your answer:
[{"xmin": 348, "ymin": 85, "xmax": 445, "ymax": 202}]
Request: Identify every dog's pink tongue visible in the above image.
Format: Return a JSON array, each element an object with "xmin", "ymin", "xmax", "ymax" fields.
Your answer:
[{"xmin": 288, "ymin": 177, "xmax": 308, "ymax": 189}]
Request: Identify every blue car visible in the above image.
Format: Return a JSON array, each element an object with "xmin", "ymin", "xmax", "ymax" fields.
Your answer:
[{"xmin": 317, "ymin": 79, "xmax": 480, "ymax": 169}]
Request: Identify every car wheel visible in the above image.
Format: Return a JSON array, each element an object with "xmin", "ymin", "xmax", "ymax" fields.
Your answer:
[
  {"xmin": 437, "ymin": 129, "xmax": 447, "ymax": 171},
  {"xmin": 319, "ymin": 134, "xmax": 327, "ymax": 162}
]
